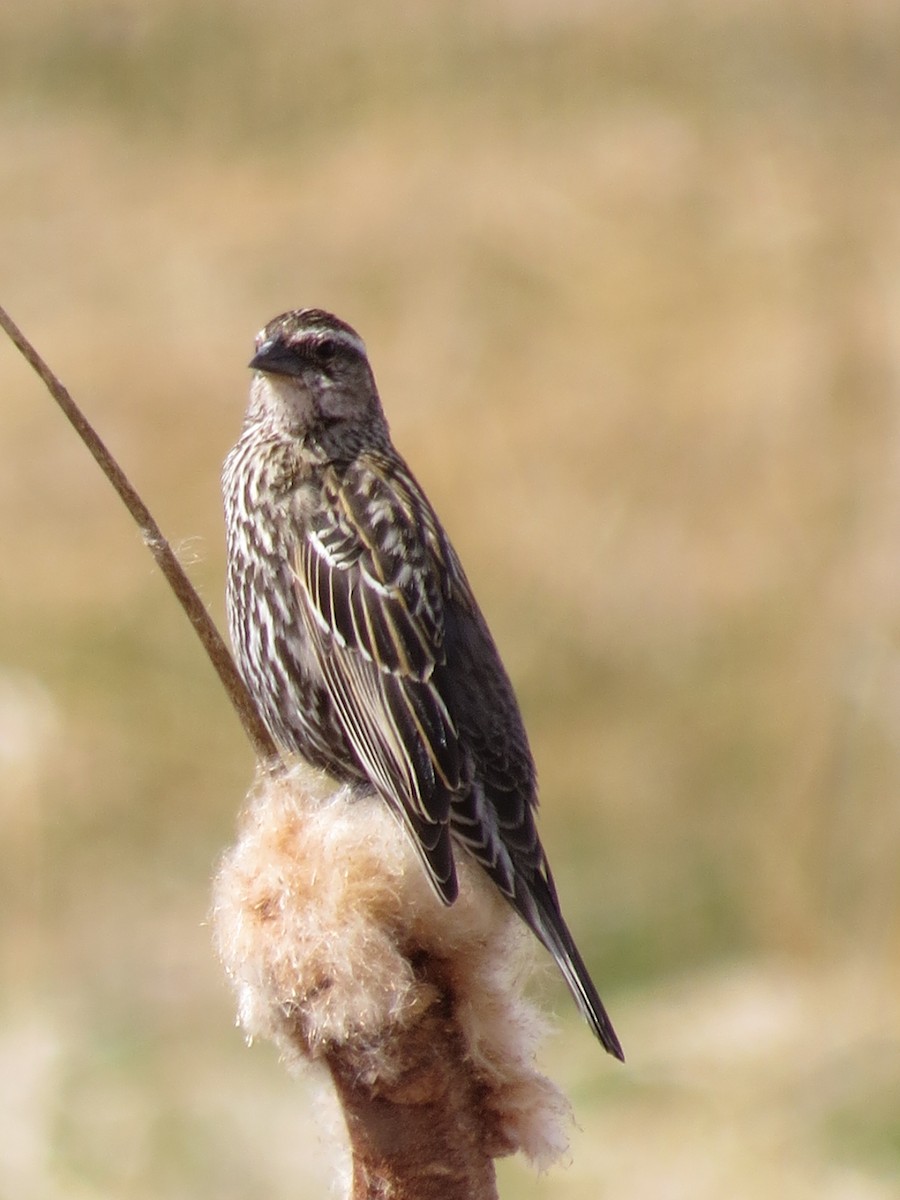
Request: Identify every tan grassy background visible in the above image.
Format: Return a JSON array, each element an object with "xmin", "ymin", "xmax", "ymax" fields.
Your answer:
[{"xmin": 1, "ymin": 1, "xmax": 899, "ymax": 1196}]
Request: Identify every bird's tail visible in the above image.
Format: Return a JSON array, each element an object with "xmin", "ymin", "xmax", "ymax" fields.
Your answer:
[{"xmin": 522, "ymin": 874, "xmax": 625, "ymax": 1061}]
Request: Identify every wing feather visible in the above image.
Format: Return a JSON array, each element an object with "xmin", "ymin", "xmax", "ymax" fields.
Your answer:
[{"xmin": 294, "ymin": 453, "xmax": 461, "ymax": 900}]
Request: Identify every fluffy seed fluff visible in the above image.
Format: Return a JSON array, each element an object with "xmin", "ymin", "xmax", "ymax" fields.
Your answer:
[{"xmin": 212, "ymin": 762, "xmax": 571, "ymax": 1169}]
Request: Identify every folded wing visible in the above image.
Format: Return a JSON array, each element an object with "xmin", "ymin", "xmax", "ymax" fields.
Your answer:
[{"xmin": 295, "ymin": 451, "xmax": 462, "ymax": 901}]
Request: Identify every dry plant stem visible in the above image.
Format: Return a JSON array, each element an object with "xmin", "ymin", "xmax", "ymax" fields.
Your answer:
[
  {"xmin": 326, "ymin": 1008, "xmax": 498, "ymax": 1200},
  {"xmin": 0, "ymin": 303, "xmax": 280, "ymax": 767},
  {"xmin": 215, "ymin": 772, "xmax": 570, "ymax": 1200}
]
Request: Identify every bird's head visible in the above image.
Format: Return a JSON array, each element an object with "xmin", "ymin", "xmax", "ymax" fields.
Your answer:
[{"xmin": 246, "ymin": 309, "xmax": 385, "ymax": 442}]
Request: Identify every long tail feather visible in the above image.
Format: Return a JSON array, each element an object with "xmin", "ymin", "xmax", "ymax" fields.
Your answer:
[{"xmin": 523, "ymin": 877, "xmax": 625, "ymax": 1061}]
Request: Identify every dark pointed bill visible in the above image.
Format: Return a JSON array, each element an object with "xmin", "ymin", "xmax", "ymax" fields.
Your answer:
[{"xmin": 249, "ymin": 337, "xmax": 303, "ymax": 378}]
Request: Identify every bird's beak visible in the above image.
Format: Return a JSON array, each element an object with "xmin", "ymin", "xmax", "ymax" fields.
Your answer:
[{"xmin": 248, "ymin": 337, "xmax": 303, "ymax": 378}]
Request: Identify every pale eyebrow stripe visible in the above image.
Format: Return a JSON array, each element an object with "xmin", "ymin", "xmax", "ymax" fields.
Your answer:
[{"xmin": 307, "ymin": 326, "xmax": 367, "ymax": 358}]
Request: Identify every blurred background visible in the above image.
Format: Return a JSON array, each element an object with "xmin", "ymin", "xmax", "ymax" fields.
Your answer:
[{"xmin": 1, "ymin": 0, "xmax": 899, "ymax": 1196}]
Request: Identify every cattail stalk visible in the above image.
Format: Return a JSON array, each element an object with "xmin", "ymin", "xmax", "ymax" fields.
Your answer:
[
  {"xmin": 0, "ymin": 304, "xmax": 278, "ymax": 767},
  {"xmin": 213, "ymin": 766, "xmax": 570, "ymax": 1199}
]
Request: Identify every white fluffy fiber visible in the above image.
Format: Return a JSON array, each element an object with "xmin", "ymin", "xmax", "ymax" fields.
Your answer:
[{"xmin": 212, "ymin": 761, "xmax": 570, "ymax": 1168}]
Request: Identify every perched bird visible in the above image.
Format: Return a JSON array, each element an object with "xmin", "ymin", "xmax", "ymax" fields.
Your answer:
[{"xmin": 223, "ymin": 308, "xmax": 623, "ymax": 1059}]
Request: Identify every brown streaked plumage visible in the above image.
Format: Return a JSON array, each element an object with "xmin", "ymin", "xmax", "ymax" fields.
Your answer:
[{"xmin": 223, "ymin": 308, "xmax": 623, "ymax": 1059}]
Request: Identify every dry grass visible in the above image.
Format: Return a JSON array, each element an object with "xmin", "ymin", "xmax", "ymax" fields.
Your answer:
[{"xmin": 1, "ymin": 0, "xmax": 898, "ymax": 1196}]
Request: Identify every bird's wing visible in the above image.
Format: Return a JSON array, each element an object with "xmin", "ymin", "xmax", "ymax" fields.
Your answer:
[{"xmin": 294, "ymin": 452, "xmax": 462, "ymax": 901}]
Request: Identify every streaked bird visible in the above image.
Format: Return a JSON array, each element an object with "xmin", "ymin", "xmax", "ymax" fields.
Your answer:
[{"xmin": 223, "ymin": 308, "xmax": 623, "ymax": 1059}]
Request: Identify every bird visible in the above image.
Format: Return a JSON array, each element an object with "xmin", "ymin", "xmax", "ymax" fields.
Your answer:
[{"xmin": 222, "ymin": 308, "xmax": 623, "ymax": 1060}]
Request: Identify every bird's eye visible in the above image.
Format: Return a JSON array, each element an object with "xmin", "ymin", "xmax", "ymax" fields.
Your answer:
[{"xmin": 312, "ymin": 337, "xmax": 339, "ymax": 365}]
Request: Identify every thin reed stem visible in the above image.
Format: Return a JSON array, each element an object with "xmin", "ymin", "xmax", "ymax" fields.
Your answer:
[{"xmin": 0, "ymin": 304, "xmax": 281, "ymax": 767}]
